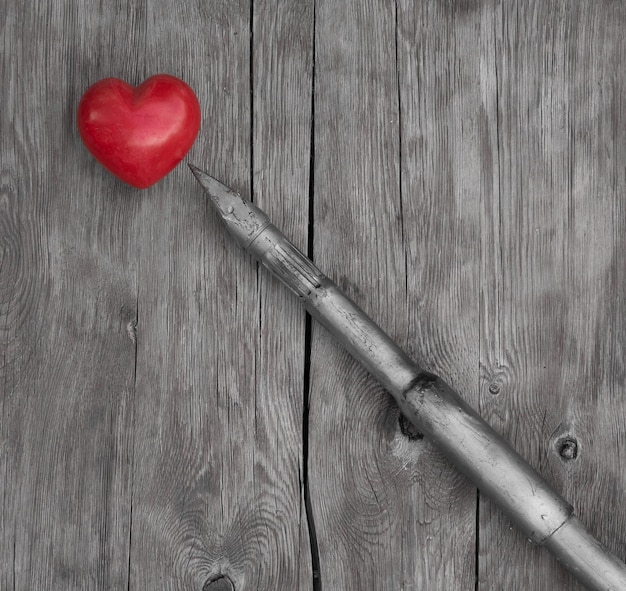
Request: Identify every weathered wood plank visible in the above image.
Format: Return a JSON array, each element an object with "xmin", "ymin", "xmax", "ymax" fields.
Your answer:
[
  {"xmin": 396, "ymin": 0, "xmax": 495, "ymax": 587},
  {"xmin": 3, "ymin": 1, "xmax": 625, "ymax": 590},
  {"xmin": 128, "ymin": 3, "xmax": 258, "ymax": 586},
  {"xmin": 126, "ymin": 0, "xmax": 257, "ymax": 587},
  {"xmin": 1, "ymin": 1, "xmax": 142, "ymax": 588},
  {"xmin": 479, "ymin": 1, "xmax": 626, "ymax": 589},
  {"xmin": 308, "ymin": 1, "xmax": 469, "ymax": 588},
  {"xmin": 251, "ymin": 0, "xmax": 314, "ymax": 586},
  {"xmin": 126, "ymin": 1, "xmax": 313, "ymax": 589}
]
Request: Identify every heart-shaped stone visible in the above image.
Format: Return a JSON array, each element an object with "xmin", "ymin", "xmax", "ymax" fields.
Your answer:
[{"xmin": 77, "ymin": 74, "xmax": 201, "ymax": 188}]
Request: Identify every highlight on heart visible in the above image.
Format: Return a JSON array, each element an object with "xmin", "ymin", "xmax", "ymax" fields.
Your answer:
[{"xmin": 77, "ymin": 74, "xmax": 201, "ymax": 189}]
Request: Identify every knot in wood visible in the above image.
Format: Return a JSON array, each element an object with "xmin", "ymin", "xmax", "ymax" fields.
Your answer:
[
  {"xmin": 399, "ymin": 414, "xmax": 424, "ymax": 441},
  {"xmin": 203, "ymin": 575, "xmax": 234, "ymax": 591},
  {"xmin": 488, "ymin": 382, "xmax": 500, "ymax": 395},
  {"xmin": 556, "ymin": 436, "xmax": 579, "ymax": 461}
]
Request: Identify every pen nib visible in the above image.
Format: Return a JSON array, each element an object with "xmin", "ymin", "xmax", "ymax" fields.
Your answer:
[
  {"xmin": 188, "ymin": 163, "xmax": 238, "ymax": 211},
  {"xmin": 188, "ymin": 163, "xmax": 270, "ymax": 247}
]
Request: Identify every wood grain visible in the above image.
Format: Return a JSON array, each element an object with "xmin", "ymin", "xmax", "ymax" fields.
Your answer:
[
  {"xmin": 308, "ymin": 1, "xmax": 462, "ymax": 588},
  {"xmin": 479, "ymin": 2, "xmax": 626, "ymax": 589},
  {"xmin": 127, "ymin": 1, "xmax": 313, "ymax": 589},
  {"xmin": 1, "ymin": 1, "xmax": 141, "ymax": 588},
  {"xmin": 2, "ymin": 1, "xmax": 625, "ymax": 590},
  {"xmin": 251, "ymin": 0, "xmax": 314, "ymax": 586},
  {"xmin": 127, "ymin": 1, "xmax": 260, "ymax": 588},
  {"xmin": 396, "ymin": 1, "xmax": 493, "ymax": 587},
  {"xmin": 2, "ymin": 0, "xmax": 314, "ymax": 589}
]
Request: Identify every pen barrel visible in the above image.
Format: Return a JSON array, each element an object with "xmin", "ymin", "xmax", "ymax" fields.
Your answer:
[
  {"xmin": 305, "ymin": 281, "xmax": 573, "ymax": 546},
  {"xmin": 250, "ymin": 225, "xmax": 572, "ymax": 537},
  {"xmin": 247, "ymin": 223, "xmax": 626, "ymax": 590}
]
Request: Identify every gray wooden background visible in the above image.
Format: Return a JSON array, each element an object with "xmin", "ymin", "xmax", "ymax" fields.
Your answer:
[{"xmin": 2, "ymin": 1, "xmax": 625, "ymax": 589}]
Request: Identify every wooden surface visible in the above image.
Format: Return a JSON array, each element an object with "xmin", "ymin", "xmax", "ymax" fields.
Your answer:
[{"xmin": 1, "ymin": 1, "xmax": 624, "ymax": 589}]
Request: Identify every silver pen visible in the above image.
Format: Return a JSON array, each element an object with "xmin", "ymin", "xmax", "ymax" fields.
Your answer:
[{"xmin": 189, "ymin": 164, "xmax": 626, "ymax": 591}]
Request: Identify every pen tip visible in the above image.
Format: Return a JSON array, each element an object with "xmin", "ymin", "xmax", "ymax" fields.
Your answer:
[
  {"xmin": 187, "ymin": 162, "xmax": 204, "ymax": 181},
  {"xmin": 187, "ymin": 163, "xmax": 241, "ymax": 210},
  {"xmin": 188, "ymin": 164, "xmax": 271, "ymax": 246},
  {"xmin": 187, "ymin": 163, "xmax": 228, "ymax": 197}
]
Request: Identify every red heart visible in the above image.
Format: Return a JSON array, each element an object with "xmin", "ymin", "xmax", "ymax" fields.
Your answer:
[{"xmin": 77, "ymin": 74, "xmax": 201, "ymax": 189}]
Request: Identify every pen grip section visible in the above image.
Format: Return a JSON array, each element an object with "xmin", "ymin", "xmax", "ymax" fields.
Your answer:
[{"xmin": 250, "ymin": 224, "xmax": 325, "ymax": 298}]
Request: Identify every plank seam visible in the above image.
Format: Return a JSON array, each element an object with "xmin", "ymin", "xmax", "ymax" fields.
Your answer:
[
  {"xmin": 303, "ymin": 3, "xmax": 322, "ymax": 589},
  {"xmin": 126, "ymin": 288, "xmax": 139, "ymax": 591},
  {"xmin": 394, "ymin": 0, "xmax": 408, "ymax": 301}
]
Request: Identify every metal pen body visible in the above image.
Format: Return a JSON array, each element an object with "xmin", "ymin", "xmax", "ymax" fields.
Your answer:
[
  {"xmin": 190, "ymin": 165, "xmax": 626, "ymax": 591},
  {"xmin": 250, "ymin": 223, "xmax": 572, "ymax": 545}
]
